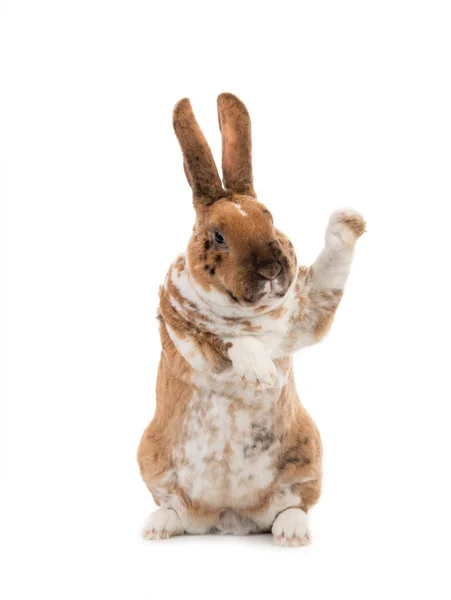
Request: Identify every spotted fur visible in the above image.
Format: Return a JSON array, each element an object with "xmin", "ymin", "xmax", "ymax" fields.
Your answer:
[{"xmin": 138, "ymin": 94, "xmax": 366, "ymax": 545}]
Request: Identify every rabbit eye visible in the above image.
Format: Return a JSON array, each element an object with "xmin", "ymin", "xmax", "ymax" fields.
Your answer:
[{"xmin": 214, "ymin": 231, "xmax": 226, "ymax": 245}]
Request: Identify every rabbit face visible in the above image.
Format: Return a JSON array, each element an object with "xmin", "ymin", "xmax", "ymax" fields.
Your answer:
[{"xmin": 187, "ymin": 195, "xmax": 297, "ymax": 307}]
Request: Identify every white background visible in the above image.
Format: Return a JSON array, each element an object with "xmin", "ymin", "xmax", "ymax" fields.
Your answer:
[{"xmin": 1, "ymin": 1, "xmax": 451, "ymax": 598}]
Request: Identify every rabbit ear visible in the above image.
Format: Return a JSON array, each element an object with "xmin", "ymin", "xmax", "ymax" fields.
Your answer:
[
  {"xmin": 173, "ymin": 98, "xmax": 225, "ymax": 205},
  {"xmin": 217, "ymin": 93, "xmax": 255, "ymax": 197}
]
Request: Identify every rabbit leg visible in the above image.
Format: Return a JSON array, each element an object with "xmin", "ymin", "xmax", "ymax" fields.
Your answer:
[
  {"xmin": 283, "ymin": 208, "xmax": 366, "ymax": 353},
  {"xmin": 271, "ymin": 507, "xmax": 311, "ymax": 547},
  {"xmin": 269, "ymin": 476, "xmax": 322, "ymax": 546},
  {"xmin": 142, "ymin": 508, "xmax": 184, "ymax": 540}
]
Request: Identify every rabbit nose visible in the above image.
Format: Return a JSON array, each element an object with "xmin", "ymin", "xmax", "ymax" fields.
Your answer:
[{"xmin": 257, "ymin": 261, "xmax": 282, "ymax": 281}]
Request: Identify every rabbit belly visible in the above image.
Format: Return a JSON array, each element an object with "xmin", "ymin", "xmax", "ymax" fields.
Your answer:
[{"xmin": 173, "ymin": 385, "xmax": 281, "ymax": 509}]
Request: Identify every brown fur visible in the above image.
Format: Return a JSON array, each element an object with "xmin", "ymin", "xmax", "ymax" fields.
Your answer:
[
  {"xmin": 342, "ymin": 213, "xmax": 367, "ymax": 237},
  {"xmin": 217, "ymin": 93, "xmax": 255, "ymax": 197},
  {"xmin": 138, "ymin": 94, "xmax": 363, "ymax": 537},
  {"xmin": 187, "ymin": 196, "xmax": 296, "ymax": 305},
  {"xmin": 173, "ymin": 98, "xmax": 225, "ymax": 204}
]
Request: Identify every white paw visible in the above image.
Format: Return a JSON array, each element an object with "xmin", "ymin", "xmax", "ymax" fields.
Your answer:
[
  {"xmin": 272, "ymin": 508, "xmax": 311, "ymax": 547},
  {"xmin": 142, "ymin": 508, "xmax": 184, "ymax": 541},
  {"xmin": 228, "ymin": 336, "xmax": 277, "ymax": 389},
  {"xmin": 326, "ymin": 208, "xmax": 366, "ymax": 246}
]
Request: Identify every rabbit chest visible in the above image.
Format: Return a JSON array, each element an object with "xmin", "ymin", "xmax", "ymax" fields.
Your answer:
[{"xmin": 172, "ymin": 377, "xmax": 282, "ymax": 508}]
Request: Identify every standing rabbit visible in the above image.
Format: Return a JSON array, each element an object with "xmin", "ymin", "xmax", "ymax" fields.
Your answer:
[{"xmin": 138, "ymin": 93, "xmax": 365, "ymax": 546}]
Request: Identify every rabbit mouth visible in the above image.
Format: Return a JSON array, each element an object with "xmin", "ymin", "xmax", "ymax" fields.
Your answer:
[
  {"xmin": 242, "ymin": 280, "xmax": 288, "ymax": 305},
  {"xmin": 223, "ymin": 277, "xmax": 290, "ymax": 307},
  {"xmin": 269, "ymin": 279, "xmax": 290, "ymax": 298}
]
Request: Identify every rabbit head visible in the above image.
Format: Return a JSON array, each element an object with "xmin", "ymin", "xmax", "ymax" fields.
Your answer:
[{"xmin": 173, "ymin": 93, "xmax": 297, "ymax": 308}]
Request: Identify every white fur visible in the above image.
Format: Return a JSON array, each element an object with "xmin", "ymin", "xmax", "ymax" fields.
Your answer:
[
  {"xmin": 272, "ymin": 507, "xmax": 311, "ymax": 547},
  {"xmin": 214, "ymin": 510, "xmax": 257, "ymax": 535},
  {"xmin": 142, "ymin": 508, "xmax": 184, "ymax": 540},
  {"xmin": 312, "ymin": 208, "xmax": 360, "ymax": 290},
  {"xmin": 232, "ymin": 203, "xmax": 248, "ymax": 217},
  {"xmin": 177, "ymin": 391, "xmax": 232, "ymax": 506},
  {"xmin": 226, "ymin": 336, "xmax": 277, "ymax": 388},
  {"xmin": 173, "ymin": 387, "xmax": 279, "ymax": 511},
  {"xmin": 165, "ymin": 324, "xmax": 209, "ymax": 371}
]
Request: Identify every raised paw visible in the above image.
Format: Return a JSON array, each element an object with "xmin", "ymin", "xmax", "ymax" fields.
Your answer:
[
  {"xmin": 326, "ymin": 208, "xmax": 366, "ymax": 246},
  {"xmin": 228, "ymin": 336, "xmax": 277, "ymax": 389},
  {"xmin": 142, "ymin": 508, "xmax": 184, "ymax": 541},
  {"xmin": 272, "ymin": 508, "xmax": 311, "ymax": 547}
]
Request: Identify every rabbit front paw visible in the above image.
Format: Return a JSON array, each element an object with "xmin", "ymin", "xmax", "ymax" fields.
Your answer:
[
  {"xmin": 227, "ymin": 336, "xmax": 276, "ymax": 389},
  {"xmin": 326, "ymin": 208, "xmax": 366, "ymax": 246}
]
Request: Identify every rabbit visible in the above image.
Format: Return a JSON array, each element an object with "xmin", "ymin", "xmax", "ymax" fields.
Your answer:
[{"xmin": 137, "ymin": 93, "xmax": 366, "ymax": 546}]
